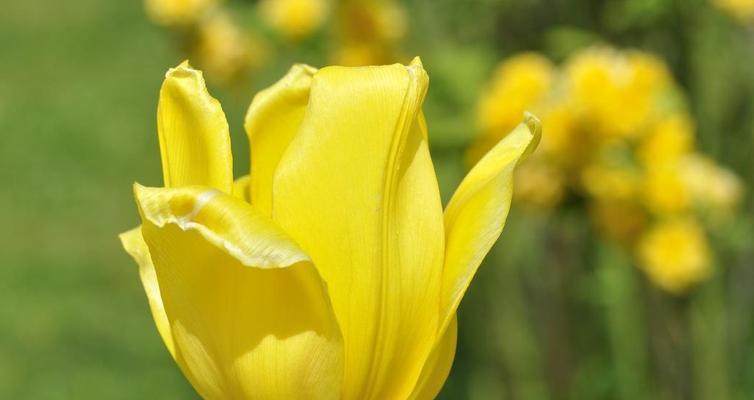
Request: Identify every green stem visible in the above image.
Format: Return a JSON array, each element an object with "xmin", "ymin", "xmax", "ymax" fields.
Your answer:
[
  {"xmin": 597, "ymin": 241, "xmax": 650, "ymax": 399},
  {"xmin": 487, "ymin": 214, "xmax": 548, "ymax": 400},
  {"xmin": 689, "ymin": 267, "xmax": 730, "ymax": 400}
]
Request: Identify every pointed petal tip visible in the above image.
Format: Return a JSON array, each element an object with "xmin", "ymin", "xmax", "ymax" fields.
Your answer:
[
  {"xmin": 410, "ymin": 56, "xmax": 423, "ymax": 67},
  {"xmin": 166, "ymin": 60, "xmax": 202, "ymax": 80},
  {"xmin": 290, "ymin": 63, "xmax": 318, "ymax": 76},
  {"xmin": 132, "ymin": 181, "xmax": 150, "ymax": 199},
  {"xmin": 521, "ymin": 111, "xmax": 542, "ymax": 160}
]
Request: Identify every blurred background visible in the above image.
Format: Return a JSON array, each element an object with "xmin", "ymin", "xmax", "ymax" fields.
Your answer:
[{"xmin": 1, "ymin": 0, "xmax": 753, "ymax": 398}]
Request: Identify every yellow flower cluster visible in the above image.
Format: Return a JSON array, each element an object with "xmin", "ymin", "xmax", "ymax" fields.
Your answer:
[
  {"xmin": 471, "ymin": 47, "xmax": 744, "ymax": 294},
  {"xmin": 144, "ymin": 0, "xmax": 263, "ymax": 85},
  {"xmin": 145, "ymin": 0, "xmax": 409, "ymax": 83},
  {"xmin": 191, "ymin": 13, "xmax": 266, "ymax": 85},
  {"xmin": 713, "ymin": 0, "xmax": 754, "ymax": 24}
]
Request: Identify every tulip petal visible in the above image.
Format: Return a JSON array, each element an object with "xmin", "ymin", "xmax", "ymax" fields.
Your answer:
[
  {"xmin": 272, "ymin": 59, "xmax": 445, "ymax": 399},
  {"xmin": 409, "ymin": 316, "xmax": 458, "ymax": 400},
  {"xmin": 244, "ymin": 64, "xmax": 317, "ymax": 215},
  {"xmin": 157, "ymin": 61, "xmax": 233, "ymax": 192},
  {"xmin": 119, "ymin": 227, "xmax": 176, "ymax": 358},
  {"xmin": 439, "ymin": 114, "xmax": 540, "ymax": 332},
  {"xmin": 134, "ymin": 184, "xmax": 343, "ymax": 399}
]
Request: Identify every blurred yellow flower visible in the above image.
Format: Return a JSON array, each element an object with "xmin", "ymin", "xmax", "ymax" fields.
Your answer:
[
  {"xmin": 259, "ymin": 0, "xmax": 329, "ymax": 41},
  {"xmin": 120, "ymin": 60, "xmax": 540, "ymax": 399},
  {"xmin": 145, "ymin": 0, "xmax": 217, "ymax": 26},
  {"xmin": 581, "ymin": 163, "xmax": 641, "ymax": 202},
  {"xmin": 638, "ymin": 218, "xmax": 712, "ymax": 294},
  {"xmin": 680, "ymin": 154, "xmax": 744, "ymax": 214},
  {"xmin": 478, "ymin": 53, "xmax": 555, "ymax": 136},
  {"xmin": 514, "ymin": 160, "xmax": 566, "ymax": 209},
  {"xmin": 643, "ymin": 166, "xmax": 691, "ymax": 215},
  {"xmin": 637, "ymin": 113, "xmax": 695, "ymax": 167},
  {"xmin": 714, "ymin": 0, "xmax": 754, "ymax": 23},
  {"xmin": 538, "ymin": 102, "xmax": 581, "ymax": 164},
  {"xmin": 565, "ymin": 48, "xmax": 670, "ymax": 139},
  {"xmin": 192, "ymin": 13, "xmax": 264, "ymax": 84},
  {"xmin": 333, "ymin": 1, "xmax": 408, "ymax": 66},
  {"xmin": 332, "ymin": 42, "xmax": 388, "ymax": 67}
]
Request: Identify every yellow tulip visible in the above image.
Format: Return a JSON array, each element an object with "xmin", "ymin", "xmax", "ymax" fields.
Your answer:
[{"xmin": 120, "ymin": 59, "xmax": 540, "ymax": 398}]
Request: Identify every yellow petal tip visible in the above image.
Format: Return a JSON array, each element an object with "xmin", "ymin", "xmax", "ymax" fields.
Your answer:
[
  {"xmin": 290, "ymin": 63, "xmax": 318, "ymax": 76},
  {"xmin": 166, "ymin": 60, "xmax": 202, "ymax": 80},
  {"xmin": 521, "ymin": 111, "xmax": 542, "ymax": 160}
]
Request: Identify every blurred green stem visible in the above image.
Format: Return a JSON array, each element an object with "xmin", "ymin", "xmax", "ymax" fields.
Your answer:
[
  {"xmin": 689, "ymin": 266, "xmax": 730, "ymax": 400},
  {"xmin": 597, "ymin": 241, "xmax": 649, "ymax": 399},
  {"xmin": 488, "ymin": 220, "xmax": 548, "ymax": 400}
]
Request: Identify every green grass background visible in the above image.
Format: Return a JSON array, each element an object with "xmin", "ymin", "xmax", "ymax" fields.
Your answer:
[{"xmin": 0, "ymin": 0, "xmax": 198, "ymax": 397}]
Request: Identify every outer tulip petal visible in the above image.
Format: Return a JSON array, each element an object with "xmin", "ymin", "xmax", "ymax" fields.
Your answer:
[
  {"xmin": 157, "ymin": 61, "xmax": 233, "ymax": 193},
  {"xmin": 410, "ymin": 316, "xmax": 458, "ymax": 400},
  {"xmin": 244, "ymin": 64, "xmax": 317, "ymax": 216},
  {"xmin": 119, "ymin": 227, "xmax": 176, "ymax": 358},
  {"xmin": 272, "ymin": 59, "xmax": 445, "ymax": 399},
  {"xmin": 440, "ymin": 114, "xmax": 541, "ymax": 332},
  {"xmin": 134, "ymin": 184, "xmax": 343, "ymax": 399}
]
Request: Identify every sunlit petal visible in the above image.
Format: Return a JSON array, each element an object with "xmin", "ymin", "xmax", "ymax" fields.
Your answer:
[
  {"xmin": 244, "ymin": 64, "xmax": 317, "ymax": 215},
  {"xmin": 157, "ymin": 61, "xmax": 233, "ymax": 192},
  {"xmin": 119, "ymin": 226, "xmax": 175, "ymax": 358},
  {"xmin": 409, "ymin": 316, "xmax": 458, "ymax": 400},
  {"xmin": 134, "ymin": 184, "xmax": 343, "ymax": 399},
  {"xmin": 440, "ymin": 115, "xmax": 540, "ymax": 332},
  {"xmin": 272, "ymin": 58, "xmax": 445, "ymax": 399}
]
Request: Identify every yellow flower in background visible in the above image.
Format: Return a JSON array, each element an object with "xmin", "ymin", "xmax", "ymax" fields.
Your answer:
[
  {"xmin": 513, "ymin": 160, "xmax": 566, "ymax": 209},
  {"xmin": 332, "ymin": 43, "xmax": 389, "ymax": 68},
  {"xmin": 714, "ymin": 0, "xmax": 754, "ymax": 23},
  {"xmin": 120, "ymin": 60, "xmax": 540, "ymax": 399},
  {"xmin": 470, "ymin": 47, "xmax": 745, "ymax": 294},
  {"xmin": 637, "ymin": 113, "xmax": 695, "ymax": 167},
  {"xmin": 192, "ymin": 13, "xmax": 265, "ymax": 85},
  {"xmin": 565, "ymin": 48, "xmax": 671, "ymax": 139},
  {"xmin": 333, "ymin": 1, "xmax": 408, "ymax": 66},
  {"xmin": 581, "ymin": 163, "xmax": 641, "ymax": 202},
  {"xmin": 259, "ymin": 0, "xmax": 329, "ymax": 41},
  {"xmin": 638, "ymin": 219, "xmax": 712, "ymax": 294},
  {"xmin": 477, "ymin": 53, "xmax": 555, "ymax": 136},
  {"xmin": 145, "ymin": 0, "xmax": 217, "ymax": 26},
  {"xmin": 680, "ymin": 154, "xmax": 744, "ymax": 214},
  {"xmin": 537, "ymin": 102, "xmax": 582, "ymax": 164},
  {"xmin": 643, "ymin": 166, "xmax": 691, "ymax": 215}
]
